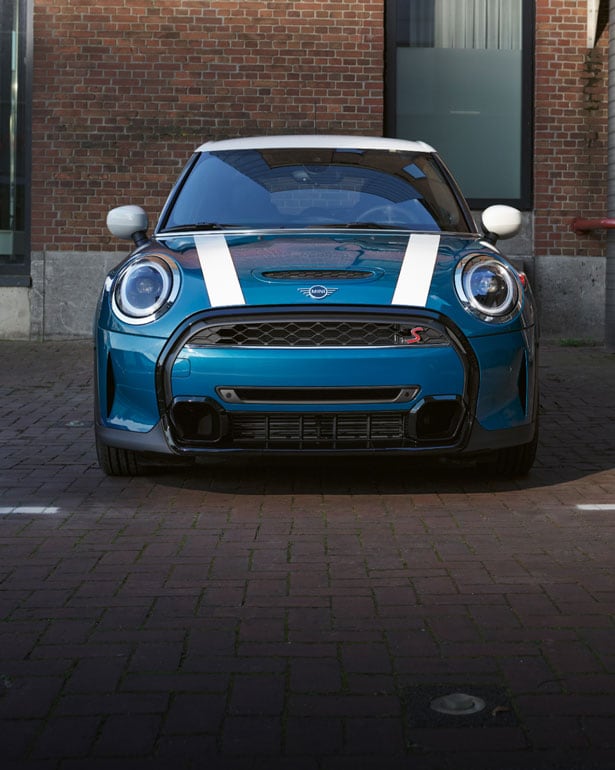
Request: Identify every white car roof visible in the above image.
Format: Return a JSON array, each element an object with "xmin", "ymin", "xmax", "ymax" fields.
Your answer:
[{"xmin": 196, "ymin": 134, "xmax": 436, "ymax": 154}]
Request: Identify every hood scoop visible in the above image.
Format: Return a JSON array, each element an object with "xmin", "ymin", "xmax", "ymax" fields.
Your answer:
[{"xmin": 260, "ymin": 269, "xmax": 375, "ymax": 281}]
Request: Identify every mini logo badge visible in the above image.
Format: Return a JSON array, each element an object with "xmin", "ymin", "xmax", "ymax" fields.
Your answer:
[{"xmin": 298, "ymin": 285, "xmax": 337, "ymax": 300}]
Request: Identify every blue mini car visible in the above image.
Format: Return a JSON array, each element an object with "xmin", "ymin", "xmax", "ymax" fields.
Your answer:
[{"xmin": 95, "ymin": 135, "xmax": 538, "ymax": 476}]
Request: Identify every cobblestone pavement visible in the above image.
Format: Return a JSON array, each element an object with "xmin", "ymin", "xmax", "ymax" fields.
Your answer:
[{"xmin": 0, "ymin": 340, "xmax": 614, "ymax": 770}]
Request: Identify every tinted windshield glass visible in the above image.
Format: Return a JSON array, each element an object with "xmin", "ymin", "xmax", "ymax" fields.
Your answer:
[{"xmin": 162, "ymin": 147, "xmax": 470, "ymax": 232}]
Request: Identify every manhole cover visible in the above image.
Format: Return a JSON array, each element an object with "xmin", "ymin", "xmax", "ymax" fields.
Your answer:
[{"xmin": 403, "ymin": 684, "xmax": 517, "ymax": 728}]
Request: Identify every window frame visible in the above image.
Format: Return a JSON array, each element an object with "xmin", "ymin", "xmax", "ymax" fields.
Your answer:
[
  {"xmin": 0, "ymin": 0, "xmax": 32, "ymax": 286},
  {"xmin": 384, "ymin": 0, "xmax": 535, "ymax": 211}
]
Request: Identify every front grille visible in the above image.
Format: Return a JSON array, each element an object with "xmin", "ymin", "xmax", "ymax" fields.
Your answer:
[
  {"xmin": 230, "ymin": 412, "xmax": 407, "ymax": 449},
  {"xmin": 186, "ymin": 319, "xmax": 448, "ymax": 348}
]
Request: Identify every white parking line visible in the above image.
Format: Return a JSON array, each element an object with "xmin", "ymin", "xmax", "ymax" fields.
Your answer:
[
  {"xmin": 576, "ymin": 504, "xmax": 615, "ymax": 511},
  {"xmin": 0, "ymin": 506, "xmax": 61, "ymax": 515}
]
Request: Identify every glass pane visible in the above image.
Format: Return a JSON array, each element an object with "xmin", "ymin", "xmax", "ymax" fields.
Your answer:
[
  {"xmin": 164, "ymin": 148, "xmax": 469, "ymax": 233},
  {"xmin": 0, "ymin": 0, "xmax": 26, "ymax": 266},
  {"xmin": 395, "ymin": 0, "xmax": 523, "ymax": 200}
]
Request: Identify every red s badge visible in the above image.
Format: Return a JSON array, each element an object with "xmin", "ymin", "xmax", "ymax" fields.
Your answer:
[{"xmin": 399, "ymin": 326, "xmax": 424, "ymax": 344}]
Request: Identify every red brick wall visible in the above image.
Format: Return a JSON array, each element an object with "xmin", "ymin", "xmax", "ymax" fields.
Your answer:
[
  {"xmin": 32, "ymin": 0, "xmax": 384, "ymax": 252},
  {"xmin": 534, "ymin": 0, "xmax": 608, "ymax": 257},
  {"xmin": 32, "ymin": 0, "xmax": 609, "ymax": 260}
]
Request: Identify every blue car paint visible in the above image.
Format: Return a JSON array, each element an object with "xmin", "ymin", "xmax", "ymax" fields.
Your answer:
[
  {"xmin": 169, "ymin": 345, "xmax": 467, "ymax": 408},
  {"xmin": 470, "ymin": 332, "xmax": 534, "ymax": 430},
  {"xmin": 96, "ymin": 328, "xmax": 165, "ymax": 432},
  {"xmin": 96, "ymin": 230, "xmax": 535, "ymax": 441},
  {"xmin": 98, "ymin": 232, "xmax": 530, "ymax": 337}
]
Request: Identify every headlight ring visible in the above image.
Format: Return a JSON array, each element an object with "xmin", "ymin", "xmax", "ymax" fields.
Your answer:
[
  {"xmin": 454, "ymin": 254, "xmax": 521, "ymax": 323},
  {"xmin": 112, "ymin": 256, "xmax": 180, "ymax": 324}
]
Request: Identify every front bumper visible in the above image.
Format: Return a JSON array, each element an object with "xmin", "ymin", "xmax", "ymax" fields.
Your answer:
[{"xmin": 95, "ymin": 306, "xmax": 537, "ymax": 459}]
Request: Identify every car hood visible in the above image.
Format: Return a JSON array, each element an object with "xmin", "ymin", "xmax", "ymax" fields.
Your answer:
[
  {"xmin": 161, "ymin": 229, "xmax": 476, "ymax": 302},
  {"xmin": 111, "ymin": 229, "xmax": 527, "ymax": 336}
]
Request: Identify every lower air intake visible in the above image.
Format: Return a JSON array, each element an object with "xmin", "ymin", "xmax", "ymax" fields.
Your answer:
[{"xmin": 231, "ymin": 413, "xmax": 406, "ymax": 449}]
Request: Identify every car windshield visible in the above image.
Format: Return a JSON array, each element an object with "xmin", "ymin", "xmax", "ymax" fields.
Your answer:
[{"xmin": 161, "ymin": 147, "xmax": 470, "ymax": 233}]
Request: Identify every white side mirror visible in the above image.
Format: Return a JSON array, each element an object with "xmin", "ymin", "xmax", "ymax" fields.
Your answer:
[
  {"xmin": 481, "ymin": 205, "xmax": 522, "ymax": 242},
  {"xmin": 107, "ymin": 205, "xmax": 149, "ymax": 241}
]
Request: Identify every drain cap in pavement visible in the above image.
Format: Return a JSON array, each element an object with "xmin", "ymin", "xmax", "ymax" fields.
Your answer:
[
  {"xmin": 403, "ymin": 684, "xmax": 517, "ymax": 729},
  {"xmin": 430, "ymin": 692, "xmax": 486, "ymax": 715}
]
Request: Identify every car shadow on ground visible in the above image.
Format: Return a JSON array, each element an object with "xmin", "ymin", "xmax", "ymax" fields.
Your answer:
[{"xmin": 151, "ymin": 449, "xmax": 613, "ymax": 496}]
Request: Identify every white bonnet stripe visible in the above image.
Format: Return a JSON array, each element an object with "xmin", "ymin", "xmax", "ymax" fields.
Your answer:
[
  {"xmin": 391, "ymin": 233, "xmax": 440, "ymax": 307},
  {"xmin": 195, "ymin": 234, "xmax": 245, "ymax": 307}
]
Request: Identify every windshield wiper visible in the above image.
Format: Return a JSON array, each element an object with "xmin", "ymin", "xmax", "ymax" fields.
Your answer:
[
  {"xmin": 305, "ymin": 222, "xmax": 403, "ymax": 230},
  {"xmin": 162, "ymin": 222, "xmax": 406, "ymax": 233},
  {"xmin": 162, "ymin": 222, "xmax": 234, "ymax": 233}
]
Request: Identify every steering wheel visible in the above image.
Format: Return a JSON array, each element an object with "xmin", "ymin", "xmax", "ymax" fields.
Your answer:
[
  {"xmin": 300, "ymin": 207, "xmax": 343, "ymax": 225},
  {"xmin": 355, "ymin": 205, "xmax": 416, "ymax": 226}
]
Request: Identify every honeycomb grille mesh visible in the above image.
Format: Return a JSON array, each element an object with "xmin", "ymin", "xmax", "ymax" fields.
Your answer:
[{"xmin": 187, "ymin": 319, "xmax": 447, "ymax": 348}]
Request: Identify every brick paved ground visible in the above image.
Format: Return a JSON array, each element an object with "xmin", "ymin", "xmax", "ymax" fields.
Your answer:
[{"xmin": 0, "ymin": 340, "xmax": 614, "ymax": 770}]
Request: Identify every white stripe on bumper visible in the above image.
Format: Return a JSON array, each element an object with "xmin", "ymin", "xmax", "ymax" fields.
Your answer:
[
  {"xmin": 391, "ymin": 233, "xmax": 440, "ymax": 307},
  {"xmin": 195, "ymin": 234, "xmax": 246, "ymax": 307}
]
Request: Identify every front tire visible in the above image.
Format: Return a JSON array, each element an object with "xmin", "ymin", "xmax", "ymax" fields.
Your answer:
[
  {"xmin": 96, "ymin": 436, "xmax": 148, "ymax": 477},
  {"xmin": 487, "ymin": 428, "xmax": 538, "ymax": 478}
]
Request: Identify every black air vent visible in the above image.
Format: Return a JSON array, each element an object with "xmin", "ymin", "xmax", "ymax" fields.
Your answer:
[
  {"xmin": 231, "ymin": 412, "xmax": 407, "ymax": 449},
  {"xmin": 261, "ymin": 270, "xmax": 373, "ymax": 280}
]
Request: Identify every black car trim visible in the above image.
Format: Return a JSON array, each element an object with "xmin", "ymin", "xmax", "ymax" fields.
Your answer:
[{"xmin": 154, "ymin": 305, "xmax": 480, "ymax": 455}]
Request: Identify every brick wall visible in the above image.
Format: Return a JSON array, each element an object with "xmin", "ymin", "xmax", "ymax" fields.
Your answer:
[
  {"xmin": 534, "ymin": 0, "xmax": 609, "ymax": 257},
  {"xmin": 32, "ymin": 1, "xmax": 610, "ymax": 259},
  {"xmin": 32, "ymin": 0, "xmax": 384, "ymax": 253}
]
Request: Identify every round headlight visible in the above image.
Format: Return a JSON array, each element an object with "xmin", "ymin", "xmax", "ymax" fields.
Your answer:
[
  {"xmin": 455, "ymin": 255, "xmax": 520, "ymax": 322},
  {"xmin": 113, "ymin": 257, "xmax": 178, "ymax": 323}
]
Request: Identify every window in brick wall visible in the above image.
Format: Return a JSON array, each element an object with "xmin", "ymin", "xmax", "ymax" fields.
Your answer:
[
  {"xmin": 0, "ymin": 0, "xmax": 30, "ymax": 283},
  {"xmin": 386, "ymin": 0, "xmax": 533, "ymax": 209}
]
